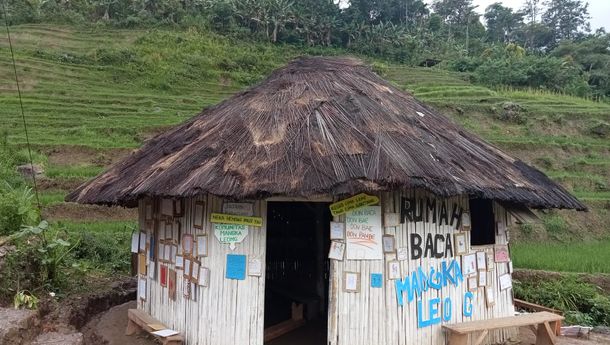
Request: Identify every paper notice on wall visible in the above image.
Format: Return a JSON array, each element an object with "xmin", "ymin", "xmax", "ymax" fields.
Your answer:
[
  {"xmin": 345, "ymin": 206, "xmax": 383, "ymax": 260},
  {"xmin": 131, "ymin": 233, "xmax": 139, "ymax": 253}
]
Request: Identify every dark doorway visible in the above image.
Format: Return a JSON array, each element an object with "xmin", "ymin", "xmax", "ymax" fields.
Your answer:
[{"xmin": 264, "ymin": 202, "xmax": 331, "ymax": 345}]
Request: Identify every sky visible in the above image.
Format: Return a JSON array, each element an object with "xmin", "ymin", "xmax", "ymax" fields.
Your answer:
[{"xmin": 440, "ymin": 0, "xmax": 609, "ymax": 31}]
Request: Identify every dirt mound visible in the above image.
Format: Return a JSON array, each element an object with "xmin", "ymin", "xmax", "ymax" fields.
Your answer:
[
  {"xmin": 43, "ymin": 203, "xmax": 137, "ymax": 221},
  {"xmin": 81, "ymin": 301, "xmax": 155, "ymax": 345}
]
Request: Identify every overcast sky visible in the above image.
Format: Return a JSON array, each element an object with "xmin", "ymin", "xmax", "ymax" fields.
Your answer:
[{"xmin": 435, "ymin": 0, "xmax": 609, "ymax": 31}]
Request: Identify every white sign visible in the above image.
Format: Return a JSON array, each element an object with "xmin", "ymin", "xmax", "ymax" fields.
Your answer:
[
  {"xmin": 330, "ymin": 222, "xmax": 345, "ymax": 240},
  {"xmin": 345, "ymin": 206, "xmax": 383, "ymax": 260},
  {"xmin": 222, "ymin": 203, "xmax": 254, "ymax": 216},
  {"xmin": 214, "ymin": 223, "xmax": 248, "ymax": 250},
  {"xmin": 397, "ymin": 247, "xmax": 409, "ymax": 261},
  {"xmin": 499, "ymin": 273, "xmax": 512, "ymax": 291}
]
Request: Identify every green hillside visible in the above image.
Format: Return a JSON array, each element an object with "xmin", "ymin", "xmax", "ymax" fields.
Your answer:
[{"xmin": 1, "ymin": 24, "xmax": 608, "ymax": 241}]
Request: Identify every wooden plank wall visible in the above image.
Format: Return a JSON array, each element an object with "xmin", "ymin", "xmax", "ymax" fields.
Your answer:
[
  {"xmin": 328, "ymin": 190, "xmax": 517, "ymax": 345},
  {"xmin": 138, "ymin": 195, "xmax": 267, "ymax": 345}
]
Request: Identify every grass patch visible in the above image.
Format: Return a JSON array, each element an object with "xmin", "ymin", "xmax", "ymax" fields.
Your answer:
[
  {"xmin": 512, "ymin": 240, "xmax": 610, "ymax": 274},
  {"xmin": 45, "ymin": 165, "xmax": 104, "ymax": 179}
]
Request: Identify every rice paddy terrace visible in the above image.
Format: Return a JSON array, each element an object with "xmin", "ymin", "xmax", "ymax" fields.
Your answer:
[{"xmin": 1, "ymin": 24, "xmax": 608, "ymax": 240}]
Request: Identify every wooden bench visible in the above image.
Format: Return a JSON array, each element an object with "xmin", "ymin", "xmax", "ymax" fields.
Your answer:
[
  {"xmin": 442, "ymin": 311, "xmax": 564, "ymax": 345},
  {"xmin": 126, "ymin": 308, "xmax": 184, "ymax": 345}
]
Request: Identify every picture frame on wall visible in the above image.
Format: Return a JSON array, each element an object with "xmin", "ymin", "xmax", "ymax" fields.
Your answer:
[
  {"xmin": 164, "ymin": 221, "xmax": 173, "ymax": 240},
  {"xmin": 478, "ymin": 271, "xmax": 487, "ymax": 287},
  {"xmin": 175, "ymin": 255, "xmax": 184, "ymax": 269},
  {"xmin": 462, "ymin": 253, "xmax": 477, "ymax": 276},
  {"xmin": 196, "ymin": 235, "xmax": 208, "ymax": 257},
  {"xmin": 160, "ymin": 264, "xmax": 168, "ymax": 287},
  {"xmin": 182, "ymin": 234, "xmax": 194, "ymax": 256},
  {"xmin": 396, "ymin": 247, "xmax": 409, "ymax": 261},
  {"xmin": 461, "ymin": 212, "xmax": 471, "ymax": 231},
  {"xmin": 199, "ymin": 267, "xmax": 210, "ymax": 287},
  {"xmin": 193, "ymin": 201, "xmax": 205, "ymax": 229},
  {"xmin": 328, "ymin": 241, "xmax": 345, "ymax": 261},
  {"xmin": 144, "ymin": 200, "xmax": 154, "ymax": 221},
  {"xmin": 168, "ymin": 269, "xmax": 177, "ymax": 301},
  {"xmin": 499, "ymin": 273, "xmax": 512, "ymax": 291},
  {"xmin": 454, "ymin": 233, "xmax": 468, "ymax": 255},
  {"xmin": 343, "ymin": 272, "xmax": 360, "ymax": 293},
  {"xmin": 387, "ymin": 260, "xmax": 401, "ymax": 280},
  {"xmin": 494, "ymin": 244, "xmax": 510, "ymax": 263},
  {"xmin": 485, "ymin": 287, "xmax": 496, "ymax": 307},
  {"xmin": 467, "ymin": 276, "xmax": 478, "ymax": 291},
  {"xmin": 172, "ymin": 220, "xmax": 181, "ymax": 242},
  {"xmin": 476, "ymin": 251, "xmax": 487, "ymax": 271},
  {"xmin": 248, "ymin": 258, "xmax": 262, "ymax": 277},
  {"xmin": 382, "ymin": 235, "xmax": 396, "ymax": 254},
  {"xmin": 330, "ymin": 222, "xmax": 345, "ymax": 240},
  {"xmin": 487, "ymin": 253, "xmax": 495, "ymax": 271}
]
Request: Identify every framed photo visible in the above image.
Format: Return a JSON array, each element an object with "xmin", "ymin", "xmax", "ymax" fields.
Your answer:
[
  {"xmin": 182, "ymin": 234, "xmax": 194, "ymax": 256},
  {"xmin": 173, "ymin": 199, "xmax": 184, "ymax": 217},
  {"xmin": 168, "ymin": 269, "xmax": 177, "ymax": 301},
  {"xmin": 499, "ymin": 273, "xmax": 512, "ymax": 291},
  {"xmin": 163, "ymin": 243, "xmax": 171, "ymax": 262},
  {"xmin": 175, "ymin": 255, "xmax": 184, "ymax": 269},
  {"xmin": 485, "ymin": 287, "xmax": 496, "ymax": 307},
  {"xmin": 478, "ymin": 271, "xmax": 487, "ymax": 287},
  {"xmin": 467, "ymin": 276, "xmax": 478, "ymax": 291},
  {"xmin": 387, "ymin": 260, "xmax": 401, "ymax": 280},
  {"xmin": 476, "ymin": 251, "xmax": 487, "ymax": 271},
  {"xmin": 138, "ymin": 277, "xmax": 147, "ymax": 301},
  {"xmin": 170, "ymin": 244, "xmax": 177, "ymax": 264},
  {"xmin": 487, "ymin": 253, "xmax": 495, "ymax": 271},
  {"xmin": 193, "ymin": 201, "xmax": 205, "ymax": 229},
  {"xmin": 330, "ymin": 222, "xmax": 345, "ymax": 240},
  {"xmin": 382, "ymin": 235, "xmax": 396, "ymax": 254},
  {"xmin": 199, "ymin": 267, "xmax": 210, "ymax": 287},
  {"xmin": 328, "ymin": 241, "xmax": 345, "ymax": 261},
  {"xmin": 191, "ymin": 261, "xmax": 200, "ymax": 283},
  {"xmin": 494, "ymin": 244, "xmax": 510, "ymax": 263},
  {"xmin": 164, "ymin": 221, "xmax": 173, "ymax": 240},
  {"xmin": 384, "ymin": 213, "xmax": 400, "ymax": 227},
  {"xmin": 396, "ymin": 247, "xmax": 409, "ymax": 261},
  {"xmin": 462, "ymin": 253, "xmax": 477, "ymax": 276},
  {"xmin": 248, "ymin": 258, "xmax": 262, "ymax": 277},
  {"xmin": 343, "ymin": 272, "xmax": 360, "ymax": 293},
  {"xmin": 161, "ymin": 198, "xmax": 174, "ymax": 218},
  {"xmin": 160, "ymin": 264, "xmax": 168, "ymax": 287},
  {"xmin": 196, "ymin": 235, "xmax": 208, "ymax": 257},
  {"xmin": 145, "ymin": 200, "xmax": 154, "ymax": 221},
  {"xmin": 172, "ymin": 221, "xmax": 181, "ymax": 242},
  {"xmin": 138, "ymin": 253, "xmax": 147, "ymax": 276},
  {"xmin": 461, "ymin": 212, "xmax": 471, "ymax": 231},
  {"xmin": 184, "ymin": 258, "xmax": 192, "ymax": 279},
  {"xmin": 454, "ymin": 233, "xmax": 468, "ymax": 256},
  {"xmin": 157, "ymin": 243, "xmax": 165, "ymax": 262}
]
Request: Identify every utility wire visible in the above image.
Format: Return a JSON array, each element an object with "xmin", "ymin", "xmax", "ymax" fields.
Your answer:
[{"xmin": 2, "ymin": 1, "xmax": 42, "ymax": 212}]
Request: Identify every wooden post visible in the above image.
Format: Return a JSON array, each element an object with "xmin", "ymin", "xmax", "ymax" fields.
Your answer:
[{"xmin": 536, "ymin": 321, "xmax": 557, "ymax": 345}]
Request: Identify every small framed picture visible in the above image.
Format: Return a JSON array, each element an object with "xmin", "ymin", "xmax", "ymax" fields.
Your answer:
[
  {"xmin": 138, "ymin": 253, "xmax": 147, "ymax": 276},
  {"xmin": 160, "ymin": 264, "xmax": 168, "ymax": 287},
  {"xmin": 494, "ymin": 244, "xmax": 510, "ymax": 263},
  {"xmin": 193, "ymin": 201, "xmax": 205, "ymax": 229},
  {"xmin": 478, "ymin": 271, "xmax": 487, "ymax": 287},
  {"xmin": 330, "ymin": 222, "xmax": 345, "ymax": 240},
  {"xmin": 175, "ymin": 255, "xmax": 184, "ymax": 269},
  {"xmin": 173, "ymin": 199, "xmax": 184, "ymax": 217},
  {"xmin": 382, "ymin": 235, "xmax": 396, "ymax": 254},
  {"xmin": 161, "ymin": 198, "xmax": 174, "ymax": 218},
  {"xmin": 454, "ymin": 233, "xmax": 468, "ymax": 256},
  {"xmin": 199, "ymin": 267, "xmax": 210, "ymax": 287},
  {"xmin": 328, "ymin": 241, "xmax": 345, "ymax": 261},
  {"xmin": 467, "ymin": 276, "xmax": 478, "ymax": 291},
  {"xmin": 164, "ymin": 221, "xmax": 173, "ymax": 240},
  {"xmin": 248, "ymin": 258, "xmax": 262, "ymax": 277},
  {"xmin": 461, "ymin": 212, "xmax": 471, "ymax": 231},
  {"xmin": 476, "ymin": 251, "xmax": 487, "ymax": 271},
  {"xmin": 343, "ymin": 272, "xmax": 360, "ymax": 293},
  {"xmin": 485, "ymin": 287, "xmax": 496, "ymax": 307},
  {"xmin": 499, "ymin": 273, "xmax": 512, "ymax": 291},
  {"xmin": 168, "ymin": 269, "xmax": 177, "ymax": 300},
  {"xmin": 170, "ymin": 244, "xmax": 177, "ymax": 264},
  {"xmin": 138, "ymin": 277, "xmax": 147, "ymax": 301},
  {"xmin": 487, "ymin": 253, "xmax": 495, "ymax": 271},
  {"xmin": 396, "ymin": 247, "xmax": 409, "ymax": 261},
  {"xmin": 191, "ymin": 261, "xmax": 200, "ymax": 283},
  {"xmin": 163, "ymin": 243, "xmax": 171, "ymax": 262},
  {"xmin": 184, "ymin": 258, "xmax": 192, "ymax": 279},
  {"xmin": 387, "ymin": 260, "xmax": 401, "ymax": 280},
  {"xmin": 196, "ymin": 235, "xmax": 208, "ymax": 257},
  {"xmin": 182, "ymin": 234, "xmax": 194, "ymax": 256},
  {"xmin": 463, "ymin": 253, "xmax": 477, "ymax": 276},
  {"xmin": 172, "ymin": 221, "xmax": 181, "ymax": 242}
]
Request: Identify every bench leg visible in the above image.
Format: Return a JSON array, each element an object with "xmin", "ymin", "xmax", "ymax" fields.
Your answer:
[
  {"xmin": 536, "ymin": 322, "xmax": 557, "ymax": 345},
  {"xmin": 125, "ymin": 318, "xmax": 139, "ymax": 336},
  {"xmin": 447, "ymin": 333, "xmax": 468, "ymax": 345},
  {"xmin": 473, "ymin": 330, "xmax": 489, "ymax": 345}
]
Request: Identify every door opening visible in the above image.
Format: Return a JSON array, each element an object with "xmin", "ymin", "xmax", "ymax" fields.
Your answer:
[{"xmin": 264, "ymin": 202, "xmax": 331, "ymax": 345}]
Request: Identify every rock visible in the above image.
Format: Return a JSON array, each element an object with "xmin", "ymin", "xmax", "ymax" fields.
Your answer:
[
  {"xmin": 498, "ymin": 101, "xmax": 525, "ymax": 123},
  {"xmin": 0, "ymin": 307, "xmax": 39, "ymax": 344},
  {"xmin": 31, "ymin": 331, "xmax": 83, "ymax": 345},
  {"xmin": 16, "ymin": 164, "xmax": 44, "ymax": 179}
]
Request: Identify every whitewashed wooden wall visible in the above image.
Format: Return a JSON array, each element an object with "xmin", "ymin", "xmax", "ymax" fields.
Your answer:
[
  {"xmin": 328, "ymin": 190, "xmax": 517, "ymax": 345},
  {"xmin": 138, "ymin": 195, "xmax": 267, "ymax": 345}
]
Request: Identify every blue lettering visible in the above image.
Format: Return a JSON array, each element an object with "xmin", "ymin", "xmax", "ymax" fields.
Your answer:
[
  {"xmin": 463, "ymin": 291, "xmax": 474, "ymax": 317},
  {"xmin": 443, "ymin": 297, "xmax": 452, "ymax": 322},
  {"xmin": 395, "ymin": 278, "xmax": 414, "ymax": 306}
]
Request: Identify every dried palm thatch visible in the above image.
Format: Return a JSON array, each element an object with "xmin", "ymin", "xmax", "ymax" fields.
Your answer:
[{"xmin": 67, "ymin": 57, "xmax": 586, "ymax": 210}]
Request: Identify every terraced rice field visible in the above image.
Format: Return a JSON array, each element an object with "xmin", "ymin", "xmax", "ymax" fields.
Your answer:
[{"xmin": 1, "ymin": 24, "xmax": 608, "ymax": 238}]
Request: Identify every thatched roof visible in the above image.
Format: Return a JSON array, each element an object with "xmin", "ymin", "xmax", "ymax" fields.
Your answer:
[{"xmin": 67, "ymin": 57, "xmax": 586, "ymax": 210}]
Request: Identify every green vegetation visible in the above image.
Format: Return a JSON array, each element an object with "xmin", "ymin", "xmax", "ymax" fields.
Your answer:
[
  {"xmin": 512, "ymin": 240, "xmax": 610, "ymax": 274},
  {"xmin": 514, "ymin": 275, "xmax": 610, "ymax": 326}
]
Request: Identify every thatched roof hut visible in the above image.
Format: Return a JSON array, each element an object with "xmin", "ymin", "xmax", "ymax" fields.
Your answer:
[{"xmin": 67, "ymin": 57, "xmax": 585, "ymax": 211}]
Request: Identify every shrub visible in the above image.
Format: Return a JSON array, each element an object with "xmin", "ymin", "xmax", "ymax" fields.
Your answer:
[{"xmin": 0, "ymin": 184, "xmax": 38, "ymax": 236}]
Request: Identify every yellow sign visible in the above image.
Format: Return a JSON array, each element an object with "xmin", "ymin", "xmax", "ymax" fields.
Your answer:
[
  {"xmin": 329, "ymin": 193, "xmax": 380, "ymax": 216},
  {"xmin": 210, "ymin": 213, "xmax": 263, "ymax": 227}
]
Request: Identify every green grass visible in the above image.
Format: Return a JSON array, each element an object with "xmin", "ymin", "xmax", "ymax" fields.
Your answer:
[
  {"xmin": 39, "ymin": 190, "xmax": 67, "ymax": 206},
  {"xmin": 45, "ymin": 165, "xmax": 104, "ymax": 179},
  {"xmin": 512, "ymin": 240, "xmax": 610, "ymax": 273}
]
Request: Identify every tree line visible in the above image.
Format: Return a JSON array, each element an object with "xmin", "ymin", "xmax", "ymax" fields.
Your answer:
[{"xmin": 2, "ymin": 0, "xmax": 609, "ymax": 99}]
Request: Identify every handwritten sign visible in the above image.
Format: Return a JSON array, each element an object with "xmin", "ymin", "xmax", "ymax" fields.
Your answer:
[
  {"xmin": 345, "ymin": 206, "xmax": 383, "ymax": 260},
  {"xmin": 371, "ymin": 273, "xmax": 383, "ymax": 288},
  {"xmin": 329, "ymin": 193, "xmax": 380, "ymax": 216},
  {"xmin": 214, "ymin": 224, "xmax": 248, "ymax": 250},
  {"xmin": 226, "ymin": 254, "xmax": 247, "ymax": 280},
  {"xmin": 211, "ymin": 213, "xmax": 262, "ymax": 227}
]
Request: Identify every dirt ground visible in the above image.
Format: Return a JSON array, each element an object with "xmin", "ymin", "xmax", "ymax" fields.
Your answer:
[
  {"xmin": 42, "ymin": 203, "xmax": 137, "ymax": 221},
  {"xmin": 83, "ymin": 302, "xmax": 610, "ymax": 345}
]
